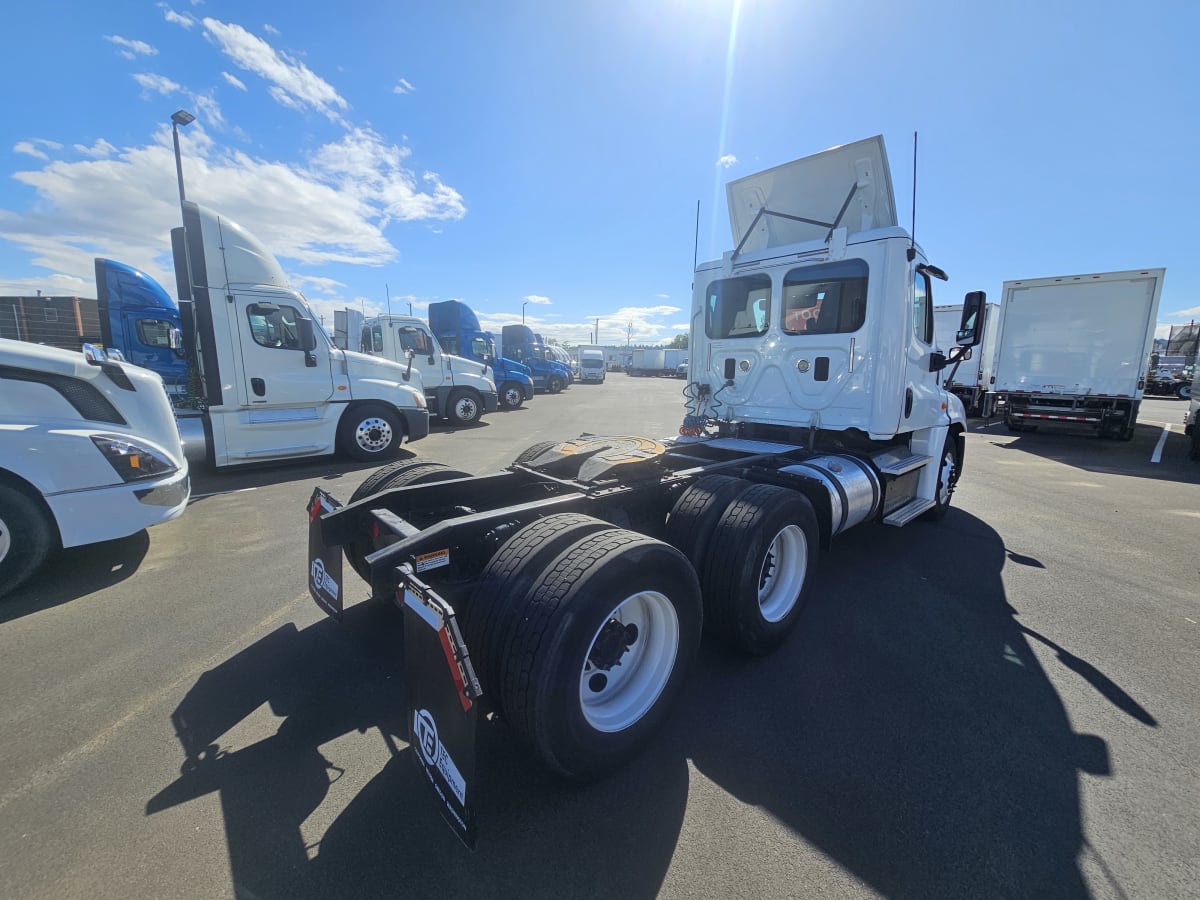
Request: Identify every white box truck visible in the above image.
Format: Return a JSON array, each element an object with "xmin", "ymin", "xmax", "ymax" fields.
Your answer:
[
  {"xmin": 0, "ymin": 339, "xmax": 190, "ymax": 596},
  {"xmin": 934, "ymin": 302, "xmax": 998, "ymax": 416},
  {"xmin": 990, "ymin": 269, "xmax": 1165, "ymax": 439},
  {"xmin": 578, "ymin": 348, "xmax": 606, "ymax": 382},
  {"xmin": 304, "ymin": 135, "xmax": 986, "ymax": 846}
]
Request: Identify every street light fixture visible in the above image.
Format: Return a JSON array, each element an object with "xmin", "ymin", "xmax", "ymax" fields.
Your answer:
[
  {"xmin": 170, "ymin": 109, "xmax": 195, "ymax": 211},
  {"xmin": 522, "ymin": 300, "xmax": 528, "ymax": 324}
]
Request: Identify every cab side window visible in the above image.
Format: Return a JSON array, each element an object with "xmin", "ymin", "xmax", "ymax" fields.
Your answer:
[
  {"xmin": 247, "ymin": 303, "xmax": 303, "ymax": 350},
  {"xmin": 136, "ymin": 318, "xmax": 174, "ymax": 348},
  {"xmin": 913, "ymin": 270, "xmax": 933, "ymax": 344}
]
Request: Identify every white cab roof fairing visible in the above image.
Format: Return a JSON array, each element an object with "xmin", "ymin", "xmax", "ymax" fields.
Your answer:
[
  {"xmin": 192, "ymin": 204, "xmax": 290, "ymax": 290},
  {"xmin": 726, "ymin": 136, "xmax": 897, "ymax": 256}
]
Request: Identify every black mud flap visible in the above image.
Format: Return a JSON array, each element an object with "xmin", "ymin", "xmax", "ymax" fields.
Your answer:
[
  {"xmin": 400, "ymin": 566, "xmax": 481, "ymax": 849},
  {"xmin": 307, "ymin": 487, "xmax": 344, "ymax": 620}
]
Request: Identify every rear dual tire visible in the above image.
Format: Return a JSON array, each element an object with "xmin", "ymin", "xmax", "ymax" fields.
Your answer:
[
  {"xmin": 462, "ymin": 514, "xmax": 701, "ymax": 780},
  {"xmin": 344, "ymin": 461, "xmax": 471, "ymax": 583}
]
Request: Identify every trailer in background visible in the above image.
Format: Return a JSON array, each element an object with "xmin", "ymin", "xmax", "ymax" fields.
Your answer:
[
  {"xmin": 989, "ymin": 269, "xmax": 1165, "ymax": 439},
  {"xmin": 934, "ymin": 302, "xmax": 997, "ymax": 416}
]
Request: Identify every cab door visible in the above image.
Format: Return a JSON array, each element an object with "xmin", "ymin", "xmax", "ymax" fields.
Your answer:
[{"xmin": 899, "ymin": 266, "xmax": 945, "ymax": 429}]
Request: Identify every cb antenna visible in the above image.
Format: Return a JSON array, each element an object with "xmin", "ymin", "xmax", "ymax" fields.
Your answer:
[
  {"xmin": 385, "ymin": 282, "xmax": 392, "ymax": 317},
  {"xmin": 908, "ymin": 131, "xmax": 918, "ymax": 262}
]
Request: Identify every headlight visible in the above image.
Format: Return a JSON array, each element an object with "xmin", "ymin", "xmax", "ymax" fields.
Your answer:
[
  {"xmin": 409, "ymin": 388, "xmax": 427, "ymax": 409},
  {"xmin": 485, "ymin": 379, "xmax": 496, "ymax": 392},
  {"xmin": 90, "ymin": 435, "xmax": 177, "ymax": 482}
]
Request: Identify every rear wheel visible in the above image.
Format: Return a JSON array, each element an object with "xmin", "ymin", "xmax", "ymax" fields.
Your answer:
[
  {"xmin": 344, "ymin": 461, "xmax": 471, "ymax": 582},
  {"xmin": 460, "ymin": 513, "xmax": 612, "ymax": 710},
  {"xmin": 338, "ymin": 403, "xmax": 404, "ymax": 461},
  {"xmin": 447, "ymin": 389, "xmax": 483, "ymax": 425},
  {"xmin": 498, "ymin": 381, "xmax": 525, "ymax": 410},
  {"xmin": 496, "ymin": 529, "xmax": 702, "ymax": 779},
  {"xmin": 1177, "ymin": 382, "xmax": 1192, "ymax": 400},
  {"xmin": 664, "ymin": 474, "xmax": 751, "ymax": 573},
  {"xmin": 700, "ymin": 484, "xmax": 819, "ymax": 656},
  {"xmin": 513, "ymin": 440, "xmax": 559, "ymax": 467},
  {"xmin": 0, "ymin": 483, "xmax": 56, "ymax": 599}
]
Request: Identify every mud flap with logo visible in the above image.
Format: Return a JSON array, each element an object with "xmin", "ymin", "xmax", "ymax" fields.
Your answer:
[
  {"xmin": 400, "ymin": 566, "xmax": 481, "ymax": 849},
  {"xmin": 307, "ymin": 487, "xmax": 344, "ymax": 620}
]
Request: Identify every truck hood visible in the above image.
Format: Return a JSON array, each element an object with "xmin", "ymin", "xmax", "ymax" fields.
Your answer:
[
  {"xmin": 726, "ymin": 135, "xmax": 896, "ymax": 255},
  {"xmin": 0, "ymin": 339, "xmax": 184, "ymax": 469},
  {"xmin": 339, "ymin": 348, "xmax": 425, "ymax": 394},
  {"xmin": 445, "ymin": 353, "xmax": 488, "ymax": 376}
]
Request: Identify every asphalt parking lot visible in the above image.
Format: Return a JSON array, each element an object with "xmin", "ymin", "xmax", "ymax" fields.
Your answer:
[{"xmin": 1, "ymin": 377, "xmax": 1197, "ymax": 899}]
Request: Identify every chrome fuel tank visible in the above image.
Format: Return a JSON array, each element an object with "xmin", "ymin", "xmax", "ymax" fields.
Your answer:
[{"xmin": 780, "ymin": 454, "xmax": 880, "ymax": 535}]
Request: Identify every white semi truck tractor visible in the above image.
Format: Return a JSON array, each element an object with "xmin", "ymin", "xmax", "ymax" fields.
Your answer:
[
  {"xmin": 0, "ymin": 339, "xmax": 190, "ymax": 597},
  {"xmin": 304, "ymin": 135, "xmax": 985, "ymax": 846}
]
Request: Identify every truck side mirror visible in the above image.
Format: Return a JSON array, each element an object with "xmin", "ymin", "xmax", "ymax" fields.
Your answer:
[
  {"xmin": 956, "ymin": 291, "xmax": 986, "ymax": 347},
  {"xmin": 296, "ymin": 316, "xmax": 318, "ymax": 367}
]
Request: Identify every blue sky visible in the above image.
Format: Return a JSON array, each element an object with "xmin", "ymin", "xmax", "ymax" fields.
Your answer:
[{"xmin": 2, "ymin": 0, "xmax": 1197, "ymax": 345}]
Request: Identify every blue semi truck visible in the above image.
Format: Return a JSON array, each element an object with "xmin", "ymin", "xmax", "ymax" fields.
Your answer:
[
  {"xmin": 94, "ymin": 259, "xmax": 189, "ymax": 397},
  {"xmin": 500, "ymin": 324, "xmax": 572, "ymax": 394},
  {"xmin": 427, "ymin": 300, "xmax": 535, "ymax": 410}
]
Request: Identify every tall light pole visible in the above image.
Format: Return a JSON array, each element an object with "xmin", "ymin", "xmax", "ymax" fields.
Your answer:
[
  {"xmin": 522, "ymin": 300, "xmax": 528, "ymax": 324},
  {"xmin": 170, "ymin": 109, "xmax": 195, "ymax": 211}
]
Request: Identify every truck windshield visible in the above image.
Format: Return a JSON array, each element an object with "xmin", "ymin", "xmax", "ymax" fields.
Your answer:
[
  {"xmin": 781, "ymin": 259, "xmax": 869, "ymax": 335},
  {"xmin": 582, "ymin": 358, "xmax": 603, "ymax": 369},
  {"xmin": 705, "ymin": 274, "xmax": 771, "ymax": 339}
]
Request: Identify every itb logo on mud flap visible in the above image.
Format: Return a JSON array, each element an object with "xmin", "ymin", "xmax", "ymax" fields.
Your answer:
[
  {"xmin": 310, "ymin": 557, "xmax": 339, "ymax": 600},
  {"xmin": 413, "ymin": 708, "xmax": 467, "ymax": 804}
]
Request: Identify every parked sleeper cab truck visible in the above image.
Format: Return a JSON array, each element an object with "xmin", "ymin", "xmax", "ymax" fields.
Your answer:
[
  {"xmin": 499, "ymin": 324, "xmax": 572, "ymax": 394},
  {"xmin": 0, "ymin": 339, "xmax": 190, "ymax": 597},
  {"xmin": 304, "ymin": 135, "xmax": 985, "ymax": 847},
  {"xmin": 168, "ymin": 201, "xmax": 429, "ymax": 468}
]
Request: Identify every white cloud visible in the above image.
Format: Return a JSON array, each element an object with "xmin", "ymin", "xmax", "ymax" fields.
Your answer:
[
  {"xmin": 106, "ymin": 35, "xmax": 158, "ymax": 59},
  {"xmin": 0, "ymin": 125, "xmax": 466, "ymax": 301},
  {"xmin": 133, "ymin": 73, "xmax": 182, "ymax": 95},
  {"xmin": 472, "ymin": 303, "xmax": 683, "ymax": 346},
  {"xmin": 74, "ymin": 139, "xmax": 118, "ymax": 159},
  {"xmin": 161, "ymin": 5, "xmax": 198, "ymax": 28},
  {"xmin": 13, "ymin": 139, "xmax": 63, "ymax": 160},
  {"xmin": 191, "ymin": 93, "xmax": 225, "ymax": 130},
  {"xmin": 655, "ymin": 293, "xmax": 670, "ymax": 299},
  {"xmin": 1166, "ymin": 305, "xmax": 1200, "ymax": 318},
  {"xmin": 14, "ymin": 142, "xmax": 49, "ymax": 161},
  {"xmin": 221, "ymin": 71, "xmax": 247, "ymax": 91},
  {"xmin": 263, "ymin": 23, "xmax": 280, "ymax": 35},
  {"xmin": 393, "ymin": 78, "xmax": 415, "ymax": 95},
  {"xmin": 291, "ymin": 274, "xmax": 346, "ymax": 296},
  {"xmin": 717, "ymin": 154, "xmax": 737, "ymax": 168},
  {"xmin": 524, "ymin": 294, "xmax": 552, "ymax": 305},
  {"xmin": 202, "ymin": 18, "xmax": 349, "ymax": 122}
]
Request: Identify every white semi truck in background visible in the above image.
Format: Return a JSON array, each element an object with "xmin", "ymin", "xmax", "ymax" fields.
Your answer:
[
  {"xmin": 169, "ymin": 202, "xmax": 430, "ymax": 467},
  {"xmin": 304, "ymin": 135, "xmax": 986, "ymax": 846},
  {"xmin": 358, "ymin": 314, "xmax": 499, "ymax": 425},
  {"xmin": 934, "ymin": 301, "xmax": 998, "ymax": 416},
  {"xmin": 0, "ymin": 339, "xmax": 190, "ymax": 597},
  {"xmin": 989, "ymin": 269, "xmax": 1165, "ymax": 439}
]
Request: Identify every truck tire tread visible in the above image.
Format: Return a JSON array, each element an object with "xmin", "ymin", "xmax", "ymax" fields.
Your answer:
[
  {"xmin": 0, "ymin": 482, "xmax": 57, "ymax": 599},
  {"xmin": 701, "ymin": 483, "xmax": 818, "ymax": 655},
  {"xmin": 498, "ymin": 528, "xmax": 701, "ymax": 779},
  {"xmin": 664, "ymin": 474, "xmax": 751, "ymax": 573}
]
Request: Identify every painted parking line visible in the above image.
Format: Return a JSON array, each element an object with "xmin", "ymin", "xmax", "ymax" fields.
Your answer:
[
  {"xmin": 1150, "ymin": 425, "xmax": 1170, "ymax": 464},
  {"xmin": 189, "ymin": 486, "xmax": 259, "ymax": 501}
]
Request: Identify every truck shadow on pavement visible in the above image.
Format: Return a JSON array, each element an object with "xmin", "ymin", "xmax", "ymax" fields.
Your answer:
[
  {"xmin": 0, "ymin": 529, "xmax": 149, "ymax": 624},
  {"xmin": 145, "ymin": 509, "xmax": 1153, "ymax": 899}
]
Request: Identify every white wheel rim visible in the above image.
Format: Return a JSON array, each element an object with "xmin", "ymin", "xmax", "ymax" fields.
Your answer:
[
  {"xmin": 579, "ymin": 590, "xmax": 679, "ymax": 733},
  {"xmin": 0, "ymin": 516, "xmax": 10, "ymax": 564},
  {"xmin": 758, "ymin": 524, "xmax": 808, "ymax": 622},
  {"xmin": 455, "ymin": 397, "xmax": 478, "ymax": 420},
  {"xmin": 355, "ymin": 417, "xmax": 393, "ymax": 452},
  {"xmin": 937, "ymin": 450, "xmax": 955, "ymax": 505}
]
